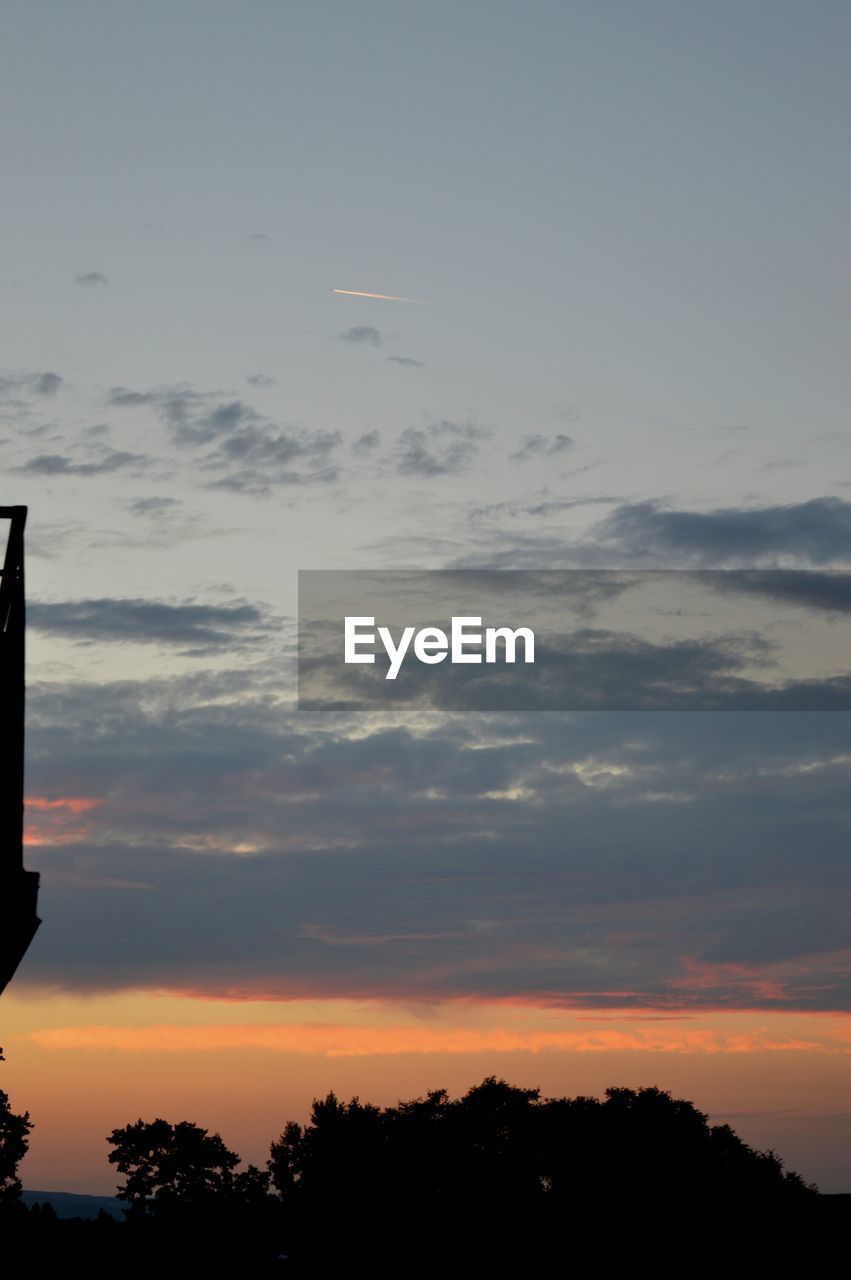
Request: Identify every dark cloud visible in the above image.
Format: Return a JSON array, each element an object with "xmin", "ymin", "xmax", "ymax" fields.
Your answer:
[
  {"xmin": 394, "ymin": 421, "xmax": 490, "ymax": 478},
  {"xmin": 108, "ymin": 382, "xmax": 342, "ymax": 491},
  {"xmin": 352, "ymin": 430, "xmax": 380, "ymax": 455},
  {"xmin": 202, "ymin": 413, "xmax": 341, "ymax": 491},
  {"xmin": 339, "ymin": 325, "xmax": 382, "ymax": 346},
  {"xmin": 166, "ymin": 397, "xmax": 260, "ymax": 447},
  {"xmin": 75, "ymin": 271, "xmax": 108, "ymax": 286},
  {"xmin": 28, "ymin": 597, "xmax": 274, "ymax": 654},
  {"xmin": 386, "ymin": 356, "xmax": 425, "ymax": 368},
  {"xmin": 457, "ymin": 497, "xmax": 851, "ymax": 572},
  {"xmin": 13, "ymin": 447, "xmax": 149, "ymax": 477},
  {"xmin": 108, "ymin": 387, "xmax": 156, "ymax": 406},
  {"xmin": 18, "ymin": 671, "xmax": 851, "ymax": 1011},
  {"xmin": 510, "ymin": 434, "xmax": 574, "ymax": 463},
  {"xmin": 33, "ymin": 371, "xmax": 62, "ymax": 396},
  {"xmin": 595, "ymin": 498, "xmax": 851, "ymax": 566},
  {"xmin": 0, "ymin": 370, "xmax": 63, "ymax": 400},
  {"xmin": 702, "ymin": 570, "xmax": 851, "ymax": 615}
]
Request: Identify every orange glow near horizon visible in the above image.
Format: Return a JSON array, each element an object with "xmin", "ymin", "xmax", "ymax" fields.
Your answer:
[
  {"xmin": 2, "ymin": 989, "xmax": 851, "ymax": 1195},
  {"xmin": 17, "ymin": 1010, "xmax": 851, "ymax": 1057}
]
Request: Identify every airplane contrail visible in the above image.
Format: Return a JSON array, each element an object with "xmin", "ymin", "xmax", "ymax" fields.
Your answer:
[{"xmin": 332, "ymin": 288, "xmax": 425, "ymax": 303}]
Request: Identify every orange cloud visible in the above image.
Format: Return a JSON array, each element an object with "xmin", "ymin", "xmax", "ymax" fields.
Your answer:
[
  {"xmin": 27, "ymin": 796, "xmax": 102, "ymax": 813},
  {"xmin": 22, "ymin": 1017, "xmax": 851, "ymax": 1058},
  {"xmin": 671, "ymin": 952, "xmax": 851, "ymax": 1005},
  {"xmin": 24, "ymin": 794, "xmax": 103, "ymax": 846}
]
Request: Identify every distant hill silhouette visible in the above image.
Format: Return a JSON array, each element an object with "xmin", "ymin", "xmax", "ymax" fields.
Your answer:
[{"xmin": 21, "ymin": 1190, "xmax": 121, "ymax": 1220}]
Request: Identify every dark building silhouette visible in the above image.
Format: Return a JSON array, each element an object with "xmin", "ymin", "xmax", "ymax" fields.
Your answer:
[{"xmin": 0, "ymin": 506, "xmax": 40, "ymax": 995}]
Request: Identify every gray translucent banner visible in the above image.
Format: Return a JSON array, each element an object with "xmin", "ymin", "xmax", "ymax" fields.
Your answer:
[{"xmin": 298, "ymin": 570, "xmax": 851, "ymax": 711}]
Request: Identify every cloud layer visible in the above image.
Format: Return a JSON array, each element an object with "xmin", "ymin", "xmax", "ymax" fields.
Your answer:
[
  {"xmin": 21, "ymin": 668, "xmax": 851, "ymax": 1014},
  {"xmin": 595, "ymin": 498, "xmax": 851, "ymax": 566},
  {"xmin": 29, "ymin": 597, "xmax": 276, "ymax": 654}
]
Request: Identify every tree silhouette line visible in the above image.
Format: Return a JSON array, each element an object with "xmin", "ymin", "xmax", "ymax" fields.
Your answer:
[
  {"xmin": 0, "ymin": 1048, "xmax": 32, "ymax": 1207},
  {"xmin": 2, "ymin": 1052, "xmax": 848, "ymax": 1270}
]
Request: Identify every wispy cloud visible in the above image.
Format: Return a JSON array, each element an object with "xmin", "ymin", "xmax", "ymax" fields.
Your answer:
[
  {"xmin": 128, "ymin": 496, "xmax": 182, "ymax": 517},
  {"xmin": 33, "ymin": 371, "xmax": 62, "ymax": 396},
  {"xmin": 339, "ymin": 325, "xmax": 382, "ymax": 346},
  {"xmin": 0, "ymin": 369, "xmax": 63, "ymax": 399},
  {"xmin": 352, "ymin": 430, "xmax": 380, "ymax": 455},
  {"xmin": 108, "ymin": 387, "xmax": 156, "ymax": 406},
  {"xmin": 107, "ymin": 382, "xmax": 342, "ymax": 492},
  {"xmin": 510, "ymin": 434, "xmax": 574, "ymax": 463},
  {"xmin": 393, "ymin": 421, "xmax": 491, "ymax": 477},
  {"xmin": 13, "ymin": 447, "xmax": 149, "ymax": 477}
]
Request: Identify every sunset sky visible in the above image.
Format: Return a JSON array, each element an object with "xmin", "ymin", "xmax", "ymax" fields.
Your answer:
[{"xmin": 2, "ymin": 1, "xmax": 850, "ymax": 1194}]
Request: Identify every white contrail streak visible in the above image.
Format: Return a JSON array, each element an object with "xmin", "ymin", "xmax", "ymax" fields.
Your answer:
[{"xmin": 332, "ymin": 288, "xmax": 425, "ymax": 303}]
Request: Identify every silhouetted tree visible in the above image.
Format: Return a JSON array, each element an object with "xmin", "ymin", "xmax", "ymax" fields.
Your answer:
[
  {"xmin": 104, "ymin": 1117, "xmax": 281, "ymax": 1268},
  {"xmin": 268, "ymin": 1077, "xmax": 819, "ymax": 1264},
  {"xmin": 3, "ymin": 1076, "xmax": 838, "ymax": 1267},
  {"xmin": 106, "ymin": 1117, "xmax": 266, "ymax": 1219},
  {"xmin": 269, "ymin": 1091, "xmax": 387, "ymax": 1255},
  {"xmin": 0, "ymin": 1047, "xmax": 32, "ymax": 1206}
]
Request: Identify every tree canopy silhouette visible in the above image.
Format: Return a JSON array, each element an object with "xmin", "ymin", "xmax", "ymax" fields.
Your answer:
[
  {"xmin": 268, "ymin": 1077, "xmax": 818, "ymax": 1263},
  {"xmin": 101, "ymin": 1117, "xmax": 280, "ymax": 1268},
  {"xmin": 0, "ymin": 1047, "xmax": 32, "ymax": 1207},
  {"xmin": 106, "ymin": 1117, "xmax": 269, "ymax": 1220},
  {"xmin": 4, "ymin": 1076, "xmax": 840, "ymax": 1268}
]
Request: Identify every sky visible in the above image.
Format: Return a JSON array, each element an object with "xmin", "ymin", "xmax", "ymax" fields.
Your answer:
[{"xmin": 1, "ymin": 0, "xmax": 850, "ymax": 1193}]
